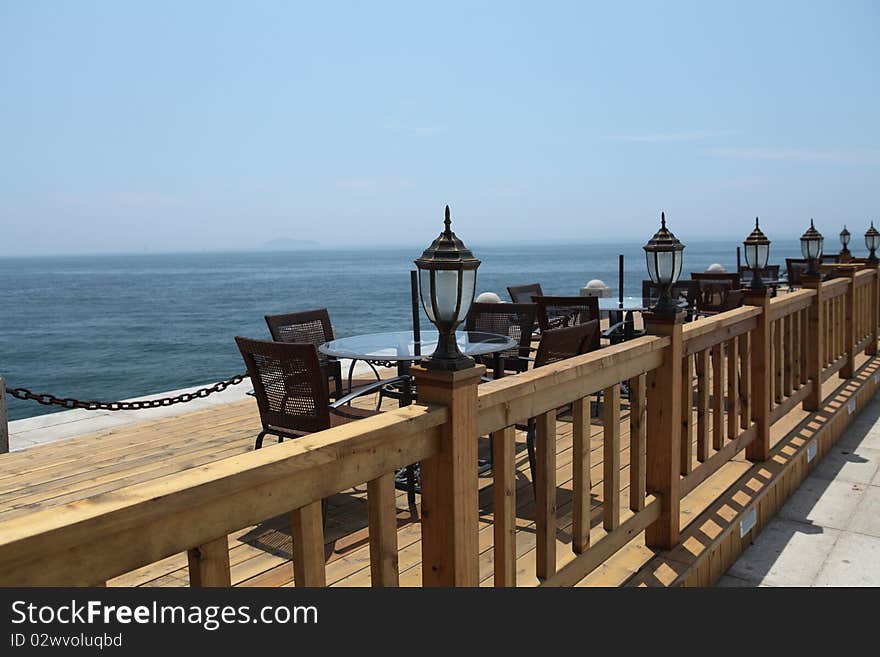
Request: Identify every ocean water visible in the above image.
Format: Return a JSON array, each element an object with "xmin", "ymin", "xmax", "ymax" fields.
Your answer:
[{"xmin": 0, "ymin": 240, "xmax": 806, "ymax": 421}]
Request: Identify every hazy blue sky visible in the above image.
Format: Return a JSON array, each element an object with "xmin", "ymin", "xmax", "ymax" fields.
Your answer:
[{"xmin": 1, "ymin": 1, "xmax": 878, "ymax": 256}]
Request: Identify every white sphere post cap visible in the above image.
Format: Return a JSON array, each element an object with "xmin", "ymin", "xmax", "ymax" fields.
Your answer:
[
  {"xmin": 475, "ymin": 291, "xmax": 502, "ymax": 303},
  {"xmin": 706, "ymin": 263, "xmax": 727, "ymax": 273},
  {"xmin": 585, "ymin": 279, "xmax": 608, "ymax": 289}
]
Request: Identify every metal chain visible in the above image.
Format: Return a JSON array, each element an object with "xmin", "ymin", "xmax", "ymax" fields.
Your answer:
[{"xmin": 5, "ymin": 373, "xmax": 248, "ymax": 411}]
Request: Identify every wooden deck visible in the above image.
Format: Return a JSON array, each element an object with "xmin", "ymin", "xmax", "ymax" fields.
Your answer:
[
  {"xmin": 0, "ymin": 377, "xmax": 792, "ymax": 587},
  {"xmin": 2, "ymin": 270, "xmax": 879, "ymax": 587}
]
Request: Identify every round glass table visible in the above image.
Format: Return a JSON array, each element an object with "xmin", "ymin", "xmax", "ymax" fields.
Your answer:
[{"xmin": 320, "ymin": 329, "xmax": 516, "ymax": 366}]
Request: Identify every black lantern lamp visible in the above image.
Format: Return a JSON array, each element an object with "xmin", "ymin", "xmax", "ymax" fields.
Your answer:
[
  {"xmin": 865, "ymin": 222, "xmax": 880, "ymax": 264},
  {"xmin": 643, "ymin": 211, "xmax": 685, "ymax": 315},
  {"xmin": 744, "ymin": 217, "xmax": 771, "ymax": 291},
  {"xmin": 800, "ymin": 219, "xmax": 823, "ymax": 277},
  {"xmin": 840, "ymin": 225, "xmax": 852, "ymax": 261},
  {"xmin": 414, "ymin": 205, "xmax": 481, "ymax": 370}
]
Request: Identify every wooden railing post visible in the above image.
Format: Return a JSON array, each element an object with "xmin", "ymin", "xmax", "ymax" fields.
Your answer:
[
  {"xmin": 412, "ymin": 363, "xmax": 484, "ymax": 587},
  {"xmin": 744, "ymin": 289, "xmax": 772, "ymax": 462},
  {"xmin": 187, "ymin": 535, "xmax": 231, "ymax": 587},
  {"xmin": 842, "ymin": 267, "xmax": 858, "ymax": 379},
  {"xmin": 802, "ymin": 274, "xmax": 824, "ymax": 411},
  {"xmin": 868, "ymin": 263, "xmax": 879, "ymax": 357},
  {"xmin": 644, "ymin": 311, "xmax": 683, "ymax": 550},
  {"xmin": 0, "ymin": 376, "xmax": 8, "ymax": 454}
]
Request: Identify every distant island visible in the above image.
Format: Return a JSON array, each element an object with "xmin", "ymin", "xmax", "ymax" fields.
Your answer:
[{"xmin": 259, "ymin": 238, "xmax": 320, "ymax": 251}]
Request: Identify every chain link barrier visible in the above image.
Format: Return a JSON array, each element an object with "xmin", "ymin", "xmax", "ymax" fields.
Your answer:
[{"xmin": 5, "ymin": 373, "xmax": 249, "ymax": 412}]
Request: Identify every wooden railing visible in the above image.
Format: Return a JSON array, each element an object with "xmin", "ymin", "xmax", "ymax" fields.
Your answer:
[
  {"xmin": 476, "ymin": 335, "xmax": 669, "ymax": 586},
  {"xmin": 1, "ymin": 265, "xmax": 879, "ymax": 587}
]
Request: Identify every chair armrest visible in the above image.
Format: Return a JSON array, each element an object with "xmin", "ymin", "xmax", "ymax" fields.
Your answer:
[
  {"xmin": 329, "ymin": 375, "xmax": 410, "ymax": 409},
  {"xmin": 601, "ymin": 320, "xmax": 626, "ymax": 338}
]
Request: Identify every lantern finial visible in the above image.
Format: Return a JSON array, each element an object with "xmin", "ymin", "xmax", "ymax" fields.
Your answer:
[
  {"xmin": 661, "ymin": 211, "xmax": 666, "ymax": 229},
  {"xmin": 444, "ymin": 205, "xmax": 452, "ymax": 236},
  {"xmin": 755, "ymin": 216, "xmax": 760, "ymax": 228}
]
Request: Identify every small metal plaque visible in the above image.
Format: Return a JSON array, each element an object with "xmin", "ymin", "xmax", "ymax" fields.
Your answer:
[
  {"xmin": 807, "ymin": 440, "xmax": 818, "ymax": 463},
  {"xmin": 740, "ymin": 507, "xmax": 757, "ymax": 538},
  {"xmin": 848, "ymin": 398, "xmax": 856, "ymax": 414}
]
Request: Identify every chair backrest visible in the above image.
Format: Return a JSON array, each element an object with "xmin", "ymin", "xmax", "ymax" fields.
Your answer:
[
  {"xmin": 786, "ymin": 258, "xmax": 809, "ymax": 287},
  {"xmin": 265, "ymin": 309, "xmax": 334, "ymax": 347},
  {"xmin": 534, "ymin": 321, "xmax": 599, "ymax": 368},
  {"xmin": 822, "ymin": 254, "xmax": 840, "ymax": 264},
  {"xmin": 465, "ymin": 302, "xmax": 536, "ymax": 361},
  {"xmin": 532, "ymin": 295, "xmax": 600, "ymax": 349},
  {"xmin": 738, "ymin": 264, "xmax": 780, "ymax": 283},
  {"xmin": 692, "ymin": 278, "xmax": 741, "ymax": 313},
  {"xmin": 235, "ymin": 337, "xmax": 329, "ymax": 435},
  {"xmin": 507, "ymin": 283, "xmax": 544, "ymax": 304},
  {"xmin": 690, "ymin": 271, "xmax": 741, "ymax": 288}
]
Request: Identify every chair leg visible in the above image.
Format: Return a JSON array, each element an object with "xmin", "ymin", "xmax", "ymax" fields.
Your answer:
[
  {"xmin": 254, "ymin": 431, "xmax": 266, "ymax": 450},
  {"xmin": 406, "ymin": 465, "xmax": 416, "ymax": 507},
  {"xmin": 526, "ymin": 422, "xmax": 537, "ymax": 498}
]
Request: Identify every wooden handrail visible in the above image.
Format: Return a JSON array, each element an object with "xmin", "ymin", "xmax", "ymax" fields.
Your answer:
[
  {"xmin": 681, "ymin": 306, "xmax": 761, "ymax": 356},
  {"xmin": 476, "ymin": 335, "xmax": 668, "ymax": 436},
  {"xmin": 0, "ymin": 403, "xmax": 447, "ymax": 586},
  {"xmin": 768, "ymin": 288, "xmax": 816, "ymax": 321},
  {"xmin": 821, "ymin": 277, "xmax": 850, "ymax": 300}
]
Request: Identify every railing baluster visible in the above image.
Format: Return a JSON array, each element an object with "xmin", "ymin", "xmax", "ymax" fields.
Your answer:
[
  {"xmin": 783, "ymin": 313, "xmax": 793, "ymax": 397},
  {"xmin": 535, "ymin": 410, "xmax": 557, "ymax": 580},
  {"xmin": 492, "ymin": 426, "xmax": 517, "ymax": 585},
  {"xmin": 603, "ymin": 384, "xmax": 621, "ymax": 531},
  {"xmin": 368, "ymin": 472, "xmax": 399, "ymax": 587},
  {"xmin": 696, "ymin": 349, "xmax": 710, "ymax": 462},
  {"xmin": 869, "ymin": 274, "xmax": 876, "ymax": 352},
  {"xmin": 774, "ymin": 319, "xmax": 783, "ymax": 404},
  {"xmin": 291, "ymin": 501, "xmax": 326, "ymax": 587},
  {"xmin": 680, "ymin": 355, "xmax": 694, "ymax": 475},
  {"xmin": 843, "ymin": 271, "xmax": 856, "ymax": 378},
  {"xmin": 726, "ymin": 337, "xmax": 739, "ymax": 440},
  {"xmin": 803, "ymin": 276, "xmax": 824, "ymax": 411},
  {"xmin": 629, "ymin": 374, "xmax": 647, "ymax": 511},
  {"xmin": 571, "ymin": 398, "xmax": 591, "ymax": 554},
  {"xmin": 792, "ymin": 310, "xmax": 801, "ymax": 389},
  {"xmin": 187, "ymin": 535, "xmax": 231, "ymax": 587},
  {"xmin": 712, "ymin": 343, "xmax": 724, "ymax": 450},
  {"xmin": 739, "ymin": 333, "xmax": 750, "ymax": 430}
]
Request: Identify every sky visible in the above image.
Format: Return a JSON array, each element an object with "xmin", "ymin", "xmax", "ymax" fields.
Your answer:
[{"xmin": 1, "ymin": 1, "xmax": 878, "ymax": 256}]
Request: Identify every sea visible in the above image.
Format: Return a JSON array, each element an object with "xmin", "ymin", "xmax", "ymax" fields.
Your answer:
[{"xmin": 0, "ymin": 240, "xmax": 807, "ymax": 421}]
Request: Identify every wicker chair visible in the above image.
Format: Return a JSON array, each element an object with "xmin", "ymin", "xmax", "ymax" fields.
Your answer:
[
  {"xmin": 532, "ymin": 295, "xmax": 600, "ymax": 344},
  {"xmin": 692, "ymin": 279, "xmax": 744, "ymax": 314},
  {"xmin": 265, "ymin": 309, "xmax": 343, "ymax": 399},
  {"xmin": 465, "ymin": 302, "xmax": 537, "ymax": 376},
  {"xmin": 235, "ymin": 337, "xmax": 415, "ymax": 509},
  {"xmin": 507, "ymin": 283, "xmax": 544, "ymax": 304},
  {"xmin": 520, "ymin": 321, "xmax": 600, "ymax": 490}
]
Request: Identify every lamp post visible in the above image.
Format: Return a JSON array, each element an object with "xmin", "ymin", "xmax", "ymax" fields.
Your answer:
[
  {"xmin": 743, "ymin": 217, "xmax": 771, "ymax": 291},
  {"xmin": 865, "ymin": 222, "xmax": 880, "ymax": 265},
  {"xmin": 643, "ymin": 211, "xmax": 685, "ymax": 315},
  {"xmin": 414, "ymin": 205, "xmax": 480, "ymax": 371},
  {"xmin": 839, "ymin": 226, "xmax": 852, "ymax": 262},
  {"xmin": 800, "ymin": 219, "xmax": 823, "ymax": 278}
]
